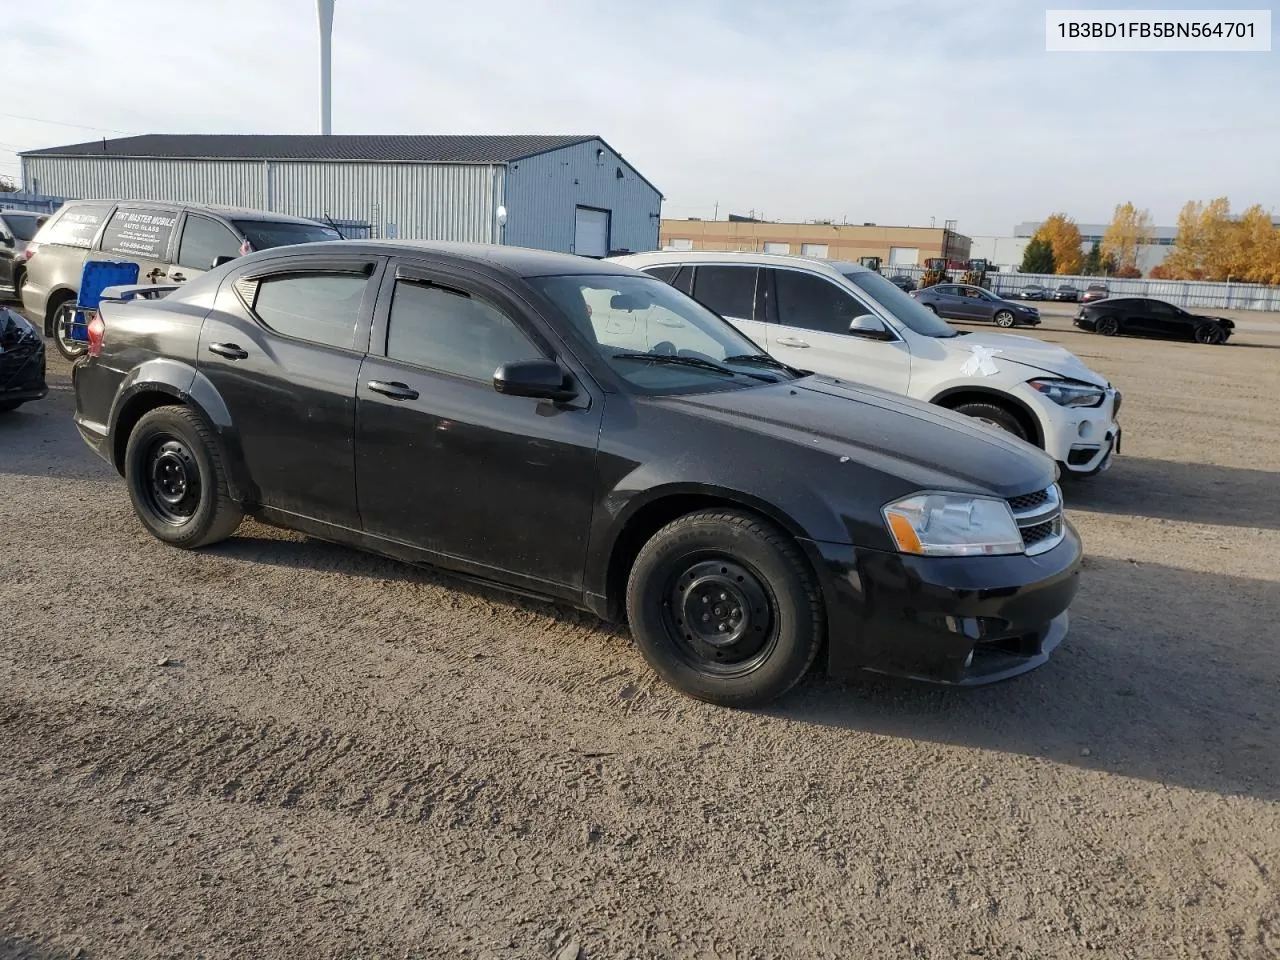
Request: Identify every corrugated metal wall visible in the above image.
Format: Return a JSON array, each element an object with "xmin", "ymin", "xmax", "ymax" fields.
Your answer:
[
  {"xmin": 503, "ymin": 139, "xmax": 661, "ymax": 254},
  {"xmin": 22, "ymin": 156, "xmax": 501, "ymax": 242},
  {"xmin": 24, "ymin": 156, "xmax": 266, "ymax": 208}
]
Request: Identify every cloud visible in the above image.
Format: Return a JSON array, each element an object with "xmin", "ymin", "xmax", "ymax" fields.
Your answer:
[{"xmin": 3, "ymin": 0, "xmax": 1276, "ymax": 234}]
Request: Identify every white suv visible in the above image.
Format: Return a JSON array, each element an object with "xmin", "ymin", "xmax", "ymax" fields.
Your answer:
[{"xmin": 611, "ymin": 252, "xmax": 1121, "ymax": 477}]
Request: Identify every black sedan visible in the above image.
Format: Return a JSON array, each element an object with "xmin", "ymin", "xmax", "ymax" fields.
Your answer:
[
  {"xmin": 888, "ymin": 274, "xmax": 916, "ymax": 292},
  {"xmin": 912, "ymin": 283, "xmax": 1041, "ymax": 327},
  {"xmin": 1054, "ymin": 284, "xmax": 1080, "ymax": 302},
  {"xmin": 0, "ymin": 306, "xmax": 47, "ymax": 412},
  {"xmin": 72, "ymin": 241, "xmax": 1081, "ymax": 706},
  {"xmin": 1075, "ymin": 297, "xmax": 1235, "ymax": 345}
]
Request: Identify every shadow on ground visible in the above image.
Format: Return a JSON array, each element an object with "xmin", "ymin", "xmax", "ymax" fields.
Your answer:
[
  {"xmin": 210, "ymin": 532, "xmax": 1279, "ymax": 803},
  {"xmin": 1066, "ymin": 455, "xmax": 1280, "ymax": 529},
  {"xmin": 779, "ymin": 555, "xmax": 1279, "ymax": 803}
]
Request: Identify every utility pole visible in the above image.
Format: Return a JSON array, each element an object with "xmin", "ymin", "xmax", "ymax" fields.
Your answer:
[
  {"xmin": 713, "ymin": 201, "xmax": 718, "ymax": 222},
  {"xmin": 317, "ymin": 0, "xmax": 335, "ymax": 135}
]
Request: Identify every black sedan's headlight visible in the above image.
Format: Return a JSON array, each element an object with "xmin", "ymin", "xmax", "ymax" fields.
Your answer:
[{"xmin": 1028, "ymin": 378, "xmax": 1106, "ymax": 408}]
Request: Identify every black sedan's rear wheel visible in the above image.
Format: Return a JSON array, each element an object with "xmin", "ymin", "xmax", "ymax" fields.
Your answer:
[
  {"xmin": 1095, "ymin": 315, "xmax": 1120, "ymax": 337},
  {"xmin": 1194, "ymin": 323, "xmax": 1226, "ymax": 345},
  {"xmin": 625, "ymin": 509, "xmax": 823, "ymax": 707},
  {"xmin": 994, "ymin": 310, "xmax": 1015, "ymax": 327},
  {"xmin": 124, "ymin": 405, "xmax": 243, "ymax": 548}
]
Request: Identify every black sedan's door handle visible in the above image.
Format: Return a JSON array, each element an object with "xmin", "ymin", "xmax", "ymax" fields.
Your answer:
[
  {"xmin": 207, "ymin": 342, "xmax": 249, "ymax": 360},
  {"xmin": 367, "ymin": 380, "xmax": 420, "ymax": 401}
]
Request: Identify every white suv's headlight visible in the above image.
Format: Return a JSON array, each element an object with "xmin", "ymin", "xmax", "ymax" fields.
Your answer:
[
  {"xmin": 883, "ymin": 493, "xmax": 1024, "ymax": 557},
  {"xmin": 1028, "ymin": 378, "xmax": 1105, "ymax": 408}
]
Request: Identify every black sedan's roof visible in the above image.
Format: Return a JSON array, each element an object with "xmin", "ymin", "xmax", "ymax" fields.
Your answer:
[{"xmin": 297, "ymin": 240, "xmax": 636, "ymax": 279}]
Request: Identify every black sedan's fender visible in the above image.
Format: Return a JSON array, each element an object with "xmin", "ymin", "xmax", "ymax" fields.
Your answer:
[{"xmin": 99, "ymin": 359, "xmax": 257, "ymax": 506}]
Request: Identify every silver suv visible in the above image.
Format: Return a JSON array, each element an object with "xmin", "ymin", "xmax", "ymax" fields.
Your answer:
[
  {"xmin": 22, "ymin": 200, "xmax": 341, "ymax": 358},
  {"xmin": 0, "ymin": 209, "xmax": 48, "ymax": 302}
]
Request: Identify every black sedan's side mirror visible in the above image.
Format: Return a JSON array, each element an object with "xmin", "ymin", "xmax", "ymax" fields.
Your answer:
[
  {"xmin": 493, "ymin": 359, "xmax": 578, "ymax": 402},
  {"xmin": 848, "ymin": 315, "xmax": 896, "ymax": 341},
  {"xmin": 212, "ymin": 255, "xmax": 237, "ymax": 268}
]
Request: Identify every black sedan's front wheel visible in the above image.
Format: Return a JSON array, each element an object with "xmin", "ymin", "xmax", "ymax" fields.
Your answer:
[
  {"xmin": 124, "ymin": 405, "xmax": 243, "ymax": 548},
  {"xmin": 1095, "ymin": 315, "xmax": 1120, "ymax": 337},
  {"xmin": 1194, "ymin": 323, "xmax": 1226, "ymax": 345},
  {"xmin": 994, "ymin": 310, "xmax": 1016, "ymax": 328},
  {"xmin": 626, "ymin": 509, "xmax": 824, "ymax": 707}
]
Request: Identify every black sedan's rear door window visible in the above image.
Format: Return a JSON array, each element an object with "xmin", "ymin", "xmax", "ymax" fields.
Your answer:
[{"xmin": 251, "ymin": 273, "xmax": 368, "ymax": 350}]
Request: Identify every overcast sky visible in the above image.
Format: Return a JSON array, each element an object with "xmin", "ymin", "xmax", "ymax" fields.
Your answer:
[{"xmin": 3, "ymin": 0, "xmax": 1276, "ymax": 236}]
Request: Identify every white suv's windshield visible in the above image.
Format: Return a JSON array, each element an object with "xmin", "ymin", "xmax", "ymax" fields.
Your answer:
[
  {"xmin": 531, "ymin": 274, "xmax": 798, "ymax": 394},
  {"xmin": 842, "ymin": 270, "xmax": 959, "ymax": 339}
]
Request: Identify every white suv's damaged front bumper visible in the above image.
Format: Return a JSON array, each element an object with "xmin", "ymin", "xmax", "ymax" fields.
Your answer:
[{"xmin": 1027, "ymin": 386, "xmax": 1123, "ymax": 476}]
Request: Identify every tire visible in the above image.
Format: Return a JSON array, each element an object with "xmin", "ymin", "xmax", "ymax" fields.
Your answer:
[
  {"xmin": 924, "ymin": 304, "xmax": 938, "ymax": 314},
  {"xmin": 124, "ymin": 405, "xmax": 243, "ymax": 549},
  {"xmin": 1194, "ymin": 323, "xmax": 1226, "ymax": 345},
  {"xmin": 625, "ymin": 509, "xmax": 824, "ymax": 707},
  {"xmin": 0, "ymin": 399, "xmax": 22, "ymax": 413},
  {"xmin": 50, "ymin": 299, "xmax": 86, "ymax": 361},
  {"xmin": 952, "ymin": 401, "xmax": 1030, "ymax": 442},
  {"xmin": 1095, "ymin": 315, "xmax": 1120, "ymax": 337},
  {"xmin": 13, "ymin": 268, "xmax": 24, "ymax": 302},
  {"xmin": 994, "ymin": 310, "xmax": 1015, "ymax": 328}
]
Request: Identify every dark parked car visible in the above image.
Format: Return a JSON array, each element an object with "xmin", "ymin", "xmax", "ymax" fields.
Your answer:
[
  {"xmin": 0, "ymin": 208, "xmax": 47, "ymax": 301},
  {"xmin": 1019, "ymin": 284, "xmax": 1051, "ymax": 301},
  {"xmin": 1075, "ymin": 297, "xmax": 1234, "ymax": 345},
  {"xmin": 0, "ymin": 305, "xmax": 47, "ymax": 412},
  {"xmin": 888, "ymin": 274, "xmax": 916, "ymax": 292},
  {"xmin": 912, "ymin": 283, "xmax": 1041, "ymax": 327},
  {"xmin": 1054, "ymin": 284, "xmax": 1080, "ymax": 302},
  {"xmin": 73, "ymin": 241, "xmax": 1081, "ymax": 706},
  {"xmin": 1081, "ymin": 283, "xmax": 1110, "ymax": 304}
]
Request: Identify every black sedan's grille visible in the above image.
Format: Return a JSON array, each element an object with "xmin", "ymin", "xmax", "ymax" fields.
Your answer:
[
  {"xmin": 1020, "ymin": 520, "xmax": 1058, "ymax": 546},
  {"xmin": 1006, "ymin": 486, "xmax": 1064, "ymax": 555},
  {"xmin": 1007, "ymin": 490, "xmax": 1050, "ymax": 513}
]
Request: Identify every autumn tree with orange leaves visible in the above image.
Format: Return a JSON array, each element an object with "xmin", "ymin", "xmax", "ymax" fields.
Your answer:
[
  {"xmin": 1031, "ymin": 214, "xmax": 1084, "ymax": 275},
  {"xmin": 1161, "ymin": 198, "xmax": 1280, "ymax": 283}
]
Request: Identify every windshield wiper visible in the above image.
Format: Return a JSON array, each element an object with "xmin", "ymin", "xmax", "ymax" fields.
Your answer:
[
  {"xmin": 610, "ymin": 352, "xmax": 772, "ymax": 381},
  {"xmin": 722, "ymin": 353, "xmax": 801, "ymax": 377}
]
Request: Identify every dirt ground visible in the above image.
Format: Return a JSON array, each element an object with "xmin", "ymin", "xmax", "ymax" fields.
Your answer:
[{"xmin": 2, "ymin": 313, "xmax": 1278, "ymax": 960}]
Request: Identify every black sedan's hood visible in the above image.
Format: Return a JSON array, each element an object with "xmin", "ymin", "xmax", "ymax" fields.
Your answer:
[{"xmin": 659, "ymin": 376, "xmax": 1056, "ymax": 499}]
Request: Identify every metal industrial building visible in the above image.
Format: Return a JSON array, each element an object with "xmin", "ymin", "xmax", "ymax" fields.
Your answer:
[
  {"xmin": 19, "ymin": 134, "xmax": 663, "ymax": 256},
  {"xmin": 659, "ymin": 217, "xmax": 971, "ymax": 266}
]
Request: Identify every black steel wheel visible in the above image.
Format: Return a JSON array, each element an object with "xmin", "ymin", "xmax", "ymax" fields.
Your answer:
[
  {"xmin": 143, "ymin": 437, "xmax": 203, "ymax": 524},
  {"xmin": 626, "ymin": 509, "xmax": 824, "ymax": 706},
  {"xmin": 52, "ymin": 301, "xmax": 86, "ymax": 361},
  {"xmin": 1095, "ymin": 314, "xmax": 1120, "ymax": 337},
  {"xmin": 124, "ymin": 405, "xmax": 243, "ymax": 548}
]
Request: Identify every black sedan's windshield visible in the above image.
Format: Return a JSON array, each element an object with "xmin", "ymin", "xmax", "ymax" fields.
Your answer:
[
  {"xmin": 531, "ymin": 274, "xmax": 799, "ymax": 393},
  {"xmin": 842, "ymin": 270, "xmax": 958, "ymax": 338}
]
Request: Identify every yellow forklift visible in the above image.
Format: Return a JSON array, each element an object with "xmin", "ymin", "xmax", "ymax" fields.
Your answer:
[
  {"xmin": 919, "ymin": 258, "xmax": 949, "ymax": 289},
  {"xmin": 961, "ymin": 258, "xmax": 990, "ymax": 289}
]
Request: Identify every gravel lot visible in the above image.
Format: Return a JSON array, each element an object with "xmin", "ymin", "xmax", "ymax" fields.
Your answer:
[{"xmin": 2, "ymin": 313, "xmax": 1278, "ymax": 959}]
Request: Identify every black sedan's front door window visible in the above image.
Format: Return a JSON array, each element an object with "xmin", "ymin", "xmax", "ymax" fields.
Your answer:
[{"xmin": 354, "ymin": 272, "xmax": 604, "ymax": 591}]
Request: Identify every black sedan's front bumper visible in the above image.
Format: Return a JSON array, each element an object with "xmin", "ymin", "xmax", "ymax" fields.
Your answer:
[{"xmin": 801, "ymin": 527, "xmax": 1082, "ymax": 685}]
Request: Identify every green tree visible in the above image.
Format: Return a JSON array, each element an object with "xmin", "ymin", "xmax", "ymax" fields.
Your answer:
[
  {"xmin": 1020, "ymin": 237, "xmax": 1055, "ymax": 274},
  {"xmin": 1082, "ymin": 241, "xmax": 1103, "ymax": 275},
  {"xmin": 0, "ymin": 176, "xmax": 19, "ymax": 193}
]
